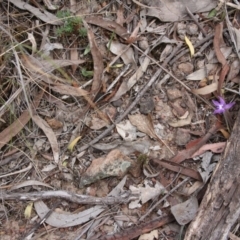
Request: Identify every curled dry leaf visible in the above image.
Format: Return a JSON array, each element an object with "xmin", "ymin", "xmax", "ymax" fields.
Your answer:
[
  {"xmin": 32, "ymin": 115, "xmax": 59, "ymax": 163},
  {"xmin": 168, "ymin": 112, "xmax": 192, "ymax": 127},
  {"xmin": 191, "ymin": 142, "xmax": 226, "ymax": 158},
  {"xmin": 192, "ymin": 82, "xmax": 218, "ymax": 95}
]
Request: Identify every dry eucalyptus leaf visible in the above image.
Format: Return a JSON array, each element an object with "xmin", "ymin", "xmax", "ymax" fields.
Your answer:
[
  {"xmin": 34, "ymin": 201, "xmax": 104, "ymax": 227},
  {"xmin": 32, "ymin": 115, "xmax": 59, "ymax": 163},
  {"xmin": 128, "ymin": 114, "xmax": 157, "ymax": 139},
  {"xmin": 51, "ymin": 84, "xmax": 88, "ymax": 97},
  {"xmin": 192, "ymin": 82, "xmax": 218, "ymax": 95},
  {"xmin": 171, "ymin": 197, "xmax": 198, "ymax": 225},
  {"xmin": 191, "ymin": 142, "xmax": 226, "ymax": 158}
]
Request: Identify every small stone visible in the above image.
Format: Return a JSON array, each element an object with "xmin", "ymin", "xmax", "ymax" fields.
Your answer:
[
  {"xmin": 177, "ymin": 22, "xmax": 186, "ymax": 39},
  {"xmin": 178, "ymin": 62, "xmax": 194, "ymax": 75},
  {"xmin": 139, "ymin": 97, "xmax": 155, "ymax": 114},
  {"xmin": 186, "ymin": 23, "xmax": 199, "ymax": 35},
  {"xmin": 175, "ymin": 128, "xmax": 191, "ymax": 146},
  {"xmin": 112, "ymin": 99, "xmax": 123, "ymax": 107},
  {"xmin": 79, "ymin": 149, "xmax": 135, "ymax": 187},
  {"xmin": 166, "ymin": 88, "xmax": 182, "ymax": 101}
]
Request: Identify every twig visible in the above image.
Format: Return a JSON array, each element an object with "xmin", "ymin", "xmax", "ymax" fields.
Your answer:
[
  {"xmin": 0, "ymin": 190, "xmax": 138, "ymax": 205},
  {"xmin": 139, "ymin": 177, "xmax": 190, "ymax": 221}
]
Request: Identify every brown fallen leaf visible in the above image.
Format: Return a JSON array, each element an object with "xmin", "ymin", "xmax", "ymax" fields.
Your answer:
[
  {"xmin": 51, "ymin": 83, "xmax": 89, "ymax": 97},
  {"xmin": 213, "ymin": 22, "xmax": 230, "ymax": 95},
  {"xmin": 85, "ymin": 16, "xmax": 130, "ymax": 40},
  {"xmin": 152, "ymin": 159, "xmax": 202, "ymax": 181},
  {"xmin": 83, "ymin": 21, "xmax": 104, "ymax": 95},
  {"xmin": 45, "ymin": 117, "xmax": 63, "ymax": 130},
  {"xmin": 191, "ymin": 142, "xmax": 226, "ymax": 158},
  {"xmin": 0, "ymin": 90, "xmax": 44, "ymax": 149},
  {"xmin": 191, "ymin": 82, "xmax": 218, "ymax": 95},
  {"xmin": 32, "ymin": 115, "xmax": 59, "ymax": 163}
]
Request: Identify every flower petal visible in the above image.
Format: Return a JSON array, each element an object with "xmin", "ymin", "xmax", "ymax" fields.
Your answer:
[
  {"xmin": 218, "ymin": 97, "xmax": 226, "ymax": 105},
  {"xmin": 225, "ymin": 102, "xmax": 235, "ymax": 110},
  {"xmin": 212, "ymin": 100, "xmax": 220, "ymax": 106}
]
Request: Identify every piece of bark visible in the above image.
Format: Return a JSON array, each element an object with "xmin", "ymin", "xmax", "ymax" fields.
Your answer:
[{"xmin": 185, "ymin": 110, "xmax": 240, "ymax": 240}]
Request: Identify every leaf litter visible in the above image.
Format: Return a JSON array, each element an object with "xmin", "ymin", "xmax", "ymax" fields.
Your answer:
[{"xmin": 0, "ymin": 0, "xmax": 240, "ymax": 239}]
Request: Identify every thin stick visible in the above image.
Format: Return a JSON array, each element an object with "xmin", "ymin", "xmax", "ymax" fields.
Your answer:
[
  {"xmin": 186, "ymin": 7, "xmax": 207, "ymax": 37},
  {"xmin": 0, "ymin": 163, "xmax": 32, "ymax": 179},
  {"xmin": 1, "ymin": 190, "xmax": 138, "ymax": 205}
]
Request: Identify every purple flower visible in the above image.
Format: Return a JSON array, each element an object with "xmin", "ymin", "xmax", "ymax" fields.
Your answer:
[{"xmin": 212, "ymin": 97, "xmax": 235, "ymax": 114}]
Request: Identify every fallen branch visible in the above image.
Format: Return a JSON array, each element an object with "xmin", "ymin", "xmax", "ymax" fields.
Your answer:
[{"xmin": 0, "ymin": 190, "xmax": 138, "ymax": 205}]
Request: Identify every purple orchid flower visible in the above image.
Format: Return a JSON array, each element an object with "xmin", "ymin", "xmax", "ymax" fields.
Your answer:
[{"xmin": 212, "ymin": 97, "xmax": 235, "ymax": 114}]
